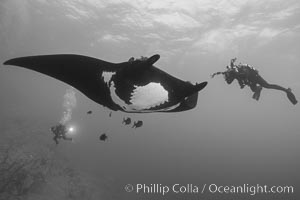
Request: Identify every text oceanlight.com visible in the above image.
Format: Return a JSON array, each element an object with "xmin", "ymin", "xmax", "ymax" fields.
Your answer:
[{"xmin": 124, "ymin": 183, "xmax": 294, "ymax": 196}]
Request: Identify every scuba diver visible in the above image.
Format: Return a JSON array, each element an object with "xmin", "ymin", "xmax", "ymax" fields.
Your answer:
[
  {"xmin": 51, "ymin": 123, "xmax": 73, "ymax": 145},
  {"xmin": 211, "ymin": 58, "xmax": 298, "ymax": 105}
]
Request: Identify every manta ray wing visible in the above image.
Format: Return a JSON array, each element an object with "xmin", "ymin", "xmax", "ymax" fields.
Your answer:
[
  {"xmin": 3, "ymin": 54, "xmax": 120, "ymax": 110},
  {"xmin": 3, "ymin": 54, "xmax": 208, "ymax": 113}
]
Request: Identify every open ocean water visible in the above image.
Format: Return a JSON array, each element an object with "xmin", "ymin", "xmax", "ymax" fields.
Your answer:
[{"xmin": 0, "ymin": 0, "xmax": 299, "ymax": 199}]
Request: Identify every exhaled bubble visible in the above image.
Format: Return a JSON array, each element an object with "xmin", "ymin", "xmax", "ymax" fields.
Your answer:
[{"xmin": 60, "ymin": 87, "xmax": 76, "ymax": 125}]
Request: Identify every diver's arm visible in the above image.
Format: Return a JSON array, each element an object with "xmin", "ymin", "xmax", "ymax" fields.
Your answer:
[{"xmin": 211, "ymin": 71, "xmax": 225, "ymax": 78}]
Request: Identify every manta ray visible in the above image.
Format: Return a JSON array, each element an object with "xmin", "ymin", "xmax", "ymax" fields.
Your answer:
[{"xmin": 3, "ymin": 54, "xmax": 207, "ymax": 113}]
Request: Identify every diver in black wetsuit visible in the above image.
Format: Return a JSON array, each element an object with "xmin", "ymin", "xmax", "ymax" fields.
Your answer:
[
  {"xmin": 211, "ymin": 58, "xmax": 298, "ymax": 105},
  {"xmin": 51, "ymin": 123, "xmax": 73, "ymax": 145}
]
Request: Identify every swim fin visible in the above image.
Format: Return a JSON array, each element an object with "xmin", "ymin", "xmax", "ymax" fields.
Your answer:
[
  {"xmin": 252, "ymin": 86, "xmax": 262, "ymax": 101},
  {"xmin": 286, "ymin": 88, "xmax": 297, "ymax": 105}
]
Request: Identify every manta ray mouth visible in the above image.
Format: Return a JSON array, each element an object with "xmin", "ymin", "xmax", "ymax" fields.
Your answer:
[{"xmin": 182, "ymin": 92, "xmax": 199, "ymax": 109}]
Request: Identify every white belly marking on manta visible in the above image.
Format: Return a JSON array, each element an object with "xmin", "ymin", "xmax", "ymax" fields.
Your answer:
[
  {"xmin": 102, "ymin": 71, "xmax": 116, "ymax": 85},
  {"xmin": 108, "ymin": 82, "xmax": 176, "ymax": 112},
  {"xmin": 130, "ymin": 83, "xmax": 169, "ymax": 109}
]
